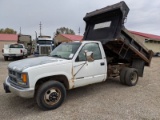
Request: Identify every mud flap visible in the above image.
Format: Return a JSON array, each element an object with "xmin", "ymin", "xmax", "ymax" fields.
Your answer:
[
  {"xmin": 132, "ymin": 59, "xmax": 145, "ymax": 77},
  {"xmin": 3, "ymin": 83, "xmax": 11, "ymax": 93}
]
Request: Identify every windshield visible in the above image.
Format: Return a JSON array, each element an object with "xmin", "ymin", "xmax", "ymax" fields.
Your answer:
[
  {"xmin": 50, "ymin": 42, "xmax": 81, "ymax": 59},
  {"xmin": 37, "ymin": 40, "xmax": 53, "ymax": 44}
]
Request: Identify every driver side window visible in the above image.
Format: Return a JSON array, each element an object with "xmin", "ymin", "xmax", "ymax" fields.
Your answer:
[{"xmin": 76, "ymin": 43, "xmax": 102, "ymax": 62}]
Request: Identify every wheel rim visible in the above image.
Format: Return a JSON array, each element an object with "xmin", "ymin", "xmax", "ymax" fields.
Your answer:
[
  {"xmin": 44, "ymin": 87, "xmax": 61, "ymax": 105},
  {"xmin": 131, "ymin": 72, "xmax": 138, "ymax": 84}
]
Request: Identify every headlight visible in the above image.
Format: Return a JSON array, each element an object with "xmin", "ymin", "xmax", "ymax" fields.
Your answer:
[{"xmin": 17, "ymin": 73, "xmax": 28, "ymax": 86}]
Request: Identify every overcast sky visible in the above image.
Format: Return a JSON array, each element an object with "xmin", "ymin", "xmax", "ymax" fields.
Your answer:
[{"xmin": 0, "ymin": 0, "xmax": 160, "ymax": 38}]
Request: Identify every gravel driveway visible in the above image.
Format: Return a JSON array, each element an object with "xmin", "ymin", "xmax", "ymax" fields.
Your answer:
[{"xmin": 0, "ymin": 55, "xmax": 160, "ymax": 120}]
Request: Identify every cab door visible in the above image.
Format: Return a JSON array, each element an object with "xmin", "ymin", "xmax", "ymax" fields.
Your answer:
[{"xmin": 73, "ymin": 42, "xmax": 106, "ymax": 88}]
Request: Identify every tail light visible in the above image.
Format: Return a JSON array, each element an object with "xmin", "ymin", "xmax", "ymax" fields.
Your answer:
[
  {"xmin": 20, "ymin": 50, "xmax": 23, "ymax": 53},
  {"xmin": 2, "ymin": 49, "xmax": 4, "ymax": 53}
]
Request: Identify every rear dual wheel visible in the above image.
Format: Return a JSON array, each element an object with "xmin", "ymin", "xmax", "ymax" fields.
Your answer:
[{"xmin": 120, "ymin": 68, "xmax": 138, "ymax": 86}]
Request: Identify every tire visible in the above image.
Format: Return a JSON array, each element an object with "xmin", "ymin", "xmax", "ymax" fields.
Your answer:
[
  {"xmin": 120, "ymin": 67, "xmax": 128, "ymax": 84},
  {"xmin": 4, "ymin": 56, "xmax": 8, "ymax": 61},
  {"xmin": 125, "ymin": 68, "xmax": 138, "ymax": 86},
  {"xmin": 36, "ymin": 81, "xmax": 66, "ymax": 110},
  {"xmin": 20, "ymin": 56, "xmax": 24, "ymax": 59}
]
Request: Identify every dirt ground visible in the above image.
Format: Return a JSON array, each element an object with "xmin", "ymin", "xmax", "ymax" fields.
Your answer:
[{"xmin": 0, "ymin": 54, "xmax": 160, "ymax": 120}]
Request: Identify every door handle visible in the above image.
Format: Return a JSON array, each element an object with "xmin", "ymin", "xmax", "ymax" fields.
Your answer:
[{"xmin": 100, "ymin": 62, "xmax": 105, "ymax": 66}]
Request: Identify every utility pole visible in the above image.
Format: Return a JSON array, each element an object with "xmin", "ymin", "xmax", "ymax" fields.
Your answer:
[
  {"xmin": 78, "ymin": 27, "xmax": 80, "ymax": 35},
  {"xmin": 19, "ymin": 27, "xmax": 21, "ymax": 35},
  {"xmin": 39, "ymin": 21, "xmax": 42, "ymax": 36},
  {"xmin": 35, "ymin": 31, "xmax": 37, "ymax": 39}
]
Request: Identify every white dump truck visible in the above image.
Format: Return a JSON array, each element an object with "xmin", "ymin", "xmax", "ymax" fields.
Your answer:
[{"xmin": 4, "ymin": 1, "xmax": 153, "ymax": 110}]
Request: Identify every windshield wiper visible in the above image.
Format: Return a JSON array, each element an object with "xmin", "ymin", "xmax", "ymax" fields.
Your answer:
[
  {"xmin": 50, "ymin": 55, "xmax": 70, "ymax": 60},
  {"xmin": 51, "ymin": 55, "xmax": 62, "ymax": 58}
]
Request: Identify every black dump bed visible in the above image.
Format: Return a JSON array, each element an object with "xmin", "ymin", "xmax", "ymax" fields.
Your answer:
[{"xmin": 83, "ymin": 1, "xmax": 153, "ymax": 66}]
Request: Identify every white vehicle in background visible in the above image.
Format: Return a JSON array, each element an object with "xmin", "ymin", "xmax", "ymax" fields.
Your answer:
[
  {"xmin": 34, "ymin": 36, "xmax": 54, "ymax": 56},
  {"xmin": 2, "ymin": 43, "xmax": 27, "ymax": 61}
]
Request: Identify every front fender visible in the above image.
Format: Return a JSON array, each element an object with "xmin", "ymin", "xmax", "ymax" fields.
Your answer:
[{"xmin": 25, "ymin": 62, "xmax": 73, "ymax": 89}]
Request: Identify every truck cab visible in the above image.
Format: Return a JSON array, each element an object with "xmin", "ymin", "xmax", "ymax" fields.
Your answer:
[
  {"xmin": 34, "ymin": 36, "xmax": 54, "ymax": 56},
  {"xmin": 4, "ymin": 41, "xmax": 107, "ymax": 109}
]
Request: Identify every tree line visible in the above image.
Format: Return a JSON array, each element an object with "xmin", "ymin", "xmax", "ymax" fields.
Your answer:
[
  {"xmin": 0, "ymin": 27, "xmax": 75, "ymax": 35},
  {"xmin": 0, "ymin": 28, "xmax": 17, "ymax": 34}
]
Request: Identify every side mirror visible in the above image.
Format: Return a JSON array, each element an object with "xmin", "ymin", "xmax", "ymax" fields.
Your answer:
[{"xmin": 84, "ymin": 51, "xmax": 94, "ymax": 62}]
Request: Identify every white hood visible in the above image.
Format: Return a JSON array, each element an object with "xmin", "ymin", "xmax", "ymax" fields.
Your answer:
[{"xmin": 8, "ymin": 56, "xmax": 67, "ymax": 72}]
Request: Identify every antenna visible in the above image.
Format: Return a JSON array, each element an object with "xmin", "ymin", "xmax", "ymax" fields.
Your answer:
[{"xmin": 39, "ymin": 21, "xmax": 42, "ymax": 36}]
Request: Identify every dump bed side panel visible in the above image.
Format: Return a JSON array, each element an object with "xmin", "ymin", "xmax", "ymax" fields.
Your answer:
[{"xmin": 120, "ymin": 28, "xmax": 152, "ymax": 66}]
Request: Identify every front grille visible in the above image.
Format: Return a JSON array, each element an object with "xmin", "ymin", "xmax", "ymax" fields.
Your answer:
[
  {"xmin": 8, "ymin": 69, "xmax": 21, "ymax": 86},
  {"xmin": 40, "ymin": 46, "xmax": 51, "ymax": 55},
  {"xmin": 8, "ymin": 69, "xmax": 29, "ymax": 88},
  {"xmin": 10, "ymin": 77, "xmax": 17, "ymax": 83}
]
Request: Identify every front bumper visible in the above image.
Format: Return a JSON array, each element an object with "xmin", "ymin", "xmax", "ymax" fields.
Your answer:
[{"xmin": 3, "ymin": 77, "xmax": 34, "ymax": 98}]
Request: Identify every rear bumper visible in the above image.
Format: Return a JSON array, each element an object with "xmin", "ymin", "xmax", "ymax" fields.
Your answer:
[
  {"xmin": 3, "ymin": 77, "xmax": 34, "ymax": 98},
  {"xmin": 3, "ymin": 54, "xmax": 24, "ymax": 57}
]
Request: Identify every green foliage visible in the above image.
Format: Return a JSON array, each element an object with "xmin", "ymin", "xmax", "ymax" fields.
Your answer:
[
  {"xmin": 0, "ymin": 28, "xmax": 17, "ymax": 34},
  {"xmin": 55, "ymin": 27, "xmax": 75, "ymax": 36}
]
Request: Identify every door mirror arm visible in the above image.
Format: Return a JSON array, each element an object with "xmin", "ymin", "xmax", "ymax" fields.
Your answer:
[{"xmin": 84, "ymin": 50, "xmax": 94, "ymax": 62}]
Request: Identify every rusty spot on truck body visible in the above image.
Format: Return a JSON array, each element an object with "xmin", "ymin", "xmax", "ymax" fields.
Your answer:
[{"xmin": 69, "ymin": 66, "xmax": 75, "ymax": 89}]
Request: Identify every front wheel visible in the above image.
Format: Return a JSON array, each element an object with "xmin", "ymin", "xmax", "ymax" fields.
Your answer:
[{"xmin": 36, "ymin": 81, "xmax": 66, "ymax": 110}]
